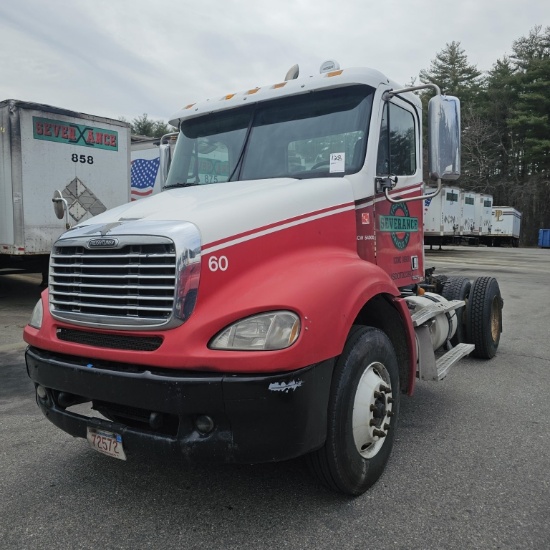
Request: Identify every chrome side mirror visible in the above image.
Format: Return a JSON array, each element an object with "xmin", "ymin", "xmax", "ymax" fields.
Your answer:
[
  {"xmin": 159, "ymin": 132, "xmax": 178, "ymax": 185},
  {"xmin": 428, "ymin": 95, "xmax": 461, "ymax": 181},
  {"xmin": 52, "ymin": 189, "xmax": 70, "ymax": 229}
]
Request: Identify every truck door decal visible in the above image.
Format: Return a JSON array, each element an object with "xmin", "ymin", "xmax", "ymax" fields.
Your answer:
[{"xmin": 378, "ymin": 201, "xmax": 419, "ymax": 250}]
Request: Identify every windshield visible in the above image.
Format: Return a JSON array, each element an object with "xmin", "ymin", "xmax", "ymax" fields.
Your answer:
[{"xmin": 164, "ymin": 84, "xmax": 375, "ymax": 188}]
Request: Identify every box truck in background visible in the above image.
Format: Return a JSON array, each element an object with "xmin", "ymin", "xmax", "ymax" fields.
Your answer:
[
  {"xmin": 475, "ymin": 193, "xmax": 493, "ymax": 237},
  {"xmin": 482, "ymin": 207, "xmax": 522, "ymax": 247},
  {"xmin": 130, "ymin": 134, "xmax": 178, "ymax": 200},
  {"xmin": 423, "ymin": 186, "xmax": 461, "ymax": 248},
  {"xmin": 459, "ymin": 190, "xmax": 477, "ymax": 242},
  {"xmin": 130, "ymin": 137, "xmax": 161, "ymax": 201},
  {"xmin": 0, "ymin": 100, "xmax": 130, "ymax": 279}
]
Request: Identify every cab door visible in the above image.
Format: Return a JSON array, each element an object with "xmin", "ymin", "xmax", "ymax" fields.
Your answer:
[{"xmin": 373, "ymin": 97, "xmax": 424, "ymax": 286}]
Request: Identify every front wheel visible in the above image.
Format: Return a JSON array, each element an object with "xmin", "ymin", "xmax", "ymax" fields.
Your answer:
[{"xmin": 308, "ymin": 326, "xmax": 400, "ymax": 495}]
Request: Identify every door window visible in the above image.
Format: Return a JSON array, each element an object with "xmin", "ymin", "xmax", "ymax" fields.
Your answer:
[{"xmin": 376, "ymin": 102, "xmax": 416, "ymax": 176}]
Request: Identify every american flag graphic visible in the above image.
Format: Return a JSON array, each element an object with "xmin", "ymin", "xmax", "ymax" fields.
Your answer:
[{"xmin": 131, "ymin": 157, "xmax": 160, "ymax": 200}]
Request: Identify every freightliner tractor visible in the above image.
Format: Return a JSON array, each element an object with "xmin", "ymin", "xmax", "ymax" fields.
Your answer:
[{"xmin": 24, "ymin": 61, "xmax": 503, "ymax": 495}]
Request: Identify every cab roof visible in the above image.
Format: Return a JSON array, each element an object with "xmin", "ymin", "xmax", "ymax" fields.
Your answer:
[{"xmin": 169, "ymin": 66, "xmax": 419, "ymax": 126}]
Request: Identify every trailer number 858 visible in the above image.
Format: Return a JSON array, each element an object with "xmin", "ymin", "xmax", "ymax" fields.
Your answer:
[
  {"xmin": 208, "ymin": 256, "xmax": 228, "ymax": 272},
  {"xmin": 72, "ymin": 154, "xmax": 94, "ymax": 164}
]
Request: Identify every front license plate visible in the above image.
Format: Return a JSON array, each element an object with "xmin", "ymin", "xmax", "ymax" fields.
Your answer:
[{"xmin": 87, "ymin": 427, "xmax": 127, "ymax": 461}]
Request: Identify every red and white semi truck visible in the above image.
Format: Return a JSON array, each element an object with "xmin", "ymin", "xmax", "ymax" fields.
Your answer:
[{"xmin": 23, "ymin": 62, "xmax": 503, "ymax": 495}]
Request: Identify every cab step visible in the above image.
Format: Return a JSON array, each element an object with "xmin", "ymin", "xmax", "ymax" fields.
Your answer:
[
  {"xmin": 415, "ymin": 321, "xmax": 475, "ymax": 381},
  {"xmin": 435, "ymin": 343, "xmax": 475, "ymax": 381}
]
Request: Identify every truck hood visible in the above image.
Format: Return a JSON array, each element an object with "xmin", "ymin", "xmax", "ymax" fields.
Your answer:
[{"xmin": 72, "ymin": 177, "xmax": 355, "ymax": 250}]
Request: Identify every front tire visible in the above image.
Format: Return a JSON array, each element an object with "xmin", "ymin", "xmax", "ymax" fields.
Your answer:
[{"xmin": 308, "ymin": 326, "xmax": 400, "ymax": 495}]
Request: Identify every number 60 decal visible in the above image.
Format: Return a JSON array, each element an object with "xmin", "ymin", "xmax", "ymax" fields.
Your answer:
[{"xmin": 208, "ymin": 255, "xmax": 229, "ymax": 272}]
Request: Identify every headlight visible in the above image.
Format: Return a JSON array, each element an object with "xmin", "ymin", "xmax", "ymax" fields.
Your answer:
[
  {"xmin": 29, "ymin": 299, "xmax": 43, "ymax": 329},
  {"xmin": 210, "ymin": 311, "xmax": 300, "ymax": 351}
]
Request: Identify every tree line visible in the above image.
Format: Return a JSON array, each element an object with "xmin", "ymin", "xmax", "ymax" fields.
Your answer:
[
  {"xmin": 121, "ymin": 113, "xmax": 176, "ymax": 139},
  {"xmin": 418, "ymin": 26, "xmax": 550, "ymax": 245}
]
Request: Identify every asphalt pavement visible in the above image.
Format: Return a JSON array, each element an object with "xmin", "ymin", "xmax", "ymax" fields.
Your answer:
[{"xmin": 1, "ymin": 248, "xmax": 549, "ymax": 549}]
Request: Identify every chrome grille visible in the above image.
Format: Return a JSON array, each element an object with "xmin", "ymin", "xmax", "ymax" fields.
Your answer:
[{"xmin": 50, "ymin": 239, "xmax": 177, "ymax": 327}]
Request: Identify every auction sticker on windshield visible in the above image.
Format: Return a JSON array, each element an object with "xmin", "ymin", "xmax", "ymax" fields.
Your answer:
[{"xmin": 87, "ymin": 427, "xmax": 127, "ymax": 460}]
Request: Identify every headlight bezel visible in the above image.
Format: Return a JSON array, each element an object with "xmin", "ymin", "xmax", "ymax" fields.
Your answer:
[
  {"xmin": 29, "ymin": 299, "xmax": 44, "ymax": 329},
  {"xmin": 209, "ymin": 311, "xmax": 301, "ymax": 351}
]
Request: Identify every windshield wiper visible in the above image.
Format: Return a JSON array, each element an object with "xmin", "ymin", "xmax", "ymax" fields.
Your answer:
[
  {"xmin": 228, "ymin": 108, "xmax": 257, "ymax": 182},
  {"xmin": 163, "ymin": 182, "xmax": 202, "ymax": 189}
]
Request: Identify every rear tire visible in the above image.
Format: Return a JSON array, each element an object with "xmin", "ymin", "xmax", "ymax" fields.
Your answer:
[
  {"xmin": 441, "ymin": 276, "xmax": 471, "ymax": 345},
  {"xmin": 466, "ymin": 277, "xmax": 503, "ymax": 359},
  {"xmin": 307, "ymin": 326, "xmax": 400, "ymax": 496}
]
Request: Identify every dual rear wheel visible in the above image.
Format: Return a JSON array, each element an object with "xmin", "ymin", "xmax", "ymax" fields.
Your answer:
[{"xmin": 442, "ymin": 275, "xmax": 503, "ymax": 358}]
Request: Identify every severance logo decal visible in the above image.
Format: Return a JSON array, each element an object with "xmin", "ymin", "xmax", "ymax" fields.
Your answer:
[
  {"xmin": 33, "ymin": 116, "xmax": 118, "ymax": 151},
  {"xmin": 379, "ymin": 202, "xmax": 419, "ymax": 250}
]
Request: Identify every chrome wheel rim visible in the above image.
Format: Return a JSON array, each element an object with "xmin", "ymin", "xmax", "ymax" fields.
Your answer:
[
  {"xmin": 352, "ymin": 361, "xmax": 393, "ymax": 459},
  {"xmin": 490, "ymin": 296, "xmax": 501, "ymax": 341}
]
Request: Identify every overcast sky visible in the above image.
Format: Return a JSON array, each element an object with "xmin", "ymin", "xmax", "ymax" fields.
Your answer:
[{"xmin": 1, "ymin": 1, "xmax": 548, "ymax": 123}]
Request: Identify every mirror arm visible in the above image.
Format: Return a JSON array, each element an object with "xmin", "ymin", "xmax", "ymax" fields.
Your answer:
[
  {"xmin": 159, "ymin": 131, "xmax": 178, "ymax": 187},
  {"xmin": 383, "ymin": 83, "xmax": 441, "ymax": 100},
  {"xmin": 384, "ymin": 178, "xmax": 442, "ymax": 204},
  {"xmin": 382, "ymin": 82, "xmax": 446, "ymax": 204},
  {"xmin": 52, "ymin": 196, "xmax": 71, "ymax": 229}
]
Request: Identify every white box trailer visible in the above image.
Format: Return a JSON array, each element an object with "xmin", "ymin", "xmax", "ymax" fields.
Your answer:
[
  {"xmin": 130, "ymin": 134, "xmax": 178, "ymax": 200},
  {"xmin": 130, "ymin": 137, "xmax": 162, "ymax": 200},
  {"xmin": 423, "ymin": 186, "xmax": 461, "ymax": 247},
  {"xmin": 481, "ymin": 206, "xmax": 521, "ymax": 247},
  {"xmin": 460, "ymin": 190, "xmax": 477, "ymax": 237},
  {"xmin": 475, "ymin": 193, "xmax": 493, "ymax": 236},
  {"xmin": 0, "ymin": 100, "xmax": 131, "ymax": 277}
]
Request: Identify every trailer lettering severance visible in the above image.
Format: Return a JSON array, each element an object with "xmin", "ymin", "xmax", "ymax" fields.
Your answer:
[{"xmin": 33, "ymin": 116, "xmax": 118, "ymax": 150}]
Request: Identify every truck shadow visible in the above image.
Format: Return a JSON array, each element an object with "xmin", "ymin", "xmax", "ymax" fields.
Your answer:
[{"xmin": 48, "ymin": 379, "xmax": 453, "ymax": 504}]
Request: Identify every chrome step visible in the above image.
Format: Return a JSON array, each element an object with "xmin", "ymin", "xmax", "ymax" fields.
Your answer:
[
  {"xmin": 416, "ymin": 322, "xmax": 475, "ymax": 381},
  {"xmin": 434, "ymin": 343, "xmax": 475, "ymax": 381}
]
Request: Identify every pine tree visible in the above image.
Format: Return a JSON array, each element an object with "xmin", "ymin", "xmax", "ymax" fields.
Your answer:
[
  {"xmin": 120, "ymin": 114, "xmax": 176, "ymax": 138},
  {"xmin": 419, "ymin": 41, "xmax": 482, "ymax": 103},
  {"xmin": 418, "ymin": 42, "xmax": 484, "ymax": 185},
  {"xmin": 508, "ymin": 26, "xmax": 550, "ymax": 177},
  {"xmin": 506, "ymin": 26, "xmax": 550, "ymax": 240}
]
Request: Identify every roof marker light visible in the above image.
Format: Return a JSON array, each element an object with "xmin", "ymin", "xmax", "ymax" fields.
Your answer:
[
  {"xmin": 320, "ymin": 60, "xmax": 340, "ymax": 73},
  {"xmin": 326, "ymin": 70, "xmax": 343, "ymax": 78},
  {"xmin": 223, "ymin": 93, "xmax": 236, "ymax": 101},
  {"xmin": 246, "ymin": 88, "xmax": 260, "ymax": 95},
  {"xmin": 272, "ymin": 82, "xmax": 287, "ymax": 89},
  {"xmin": 184, "ymin": 104, "xmax": 195, "ymax": 110}
]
